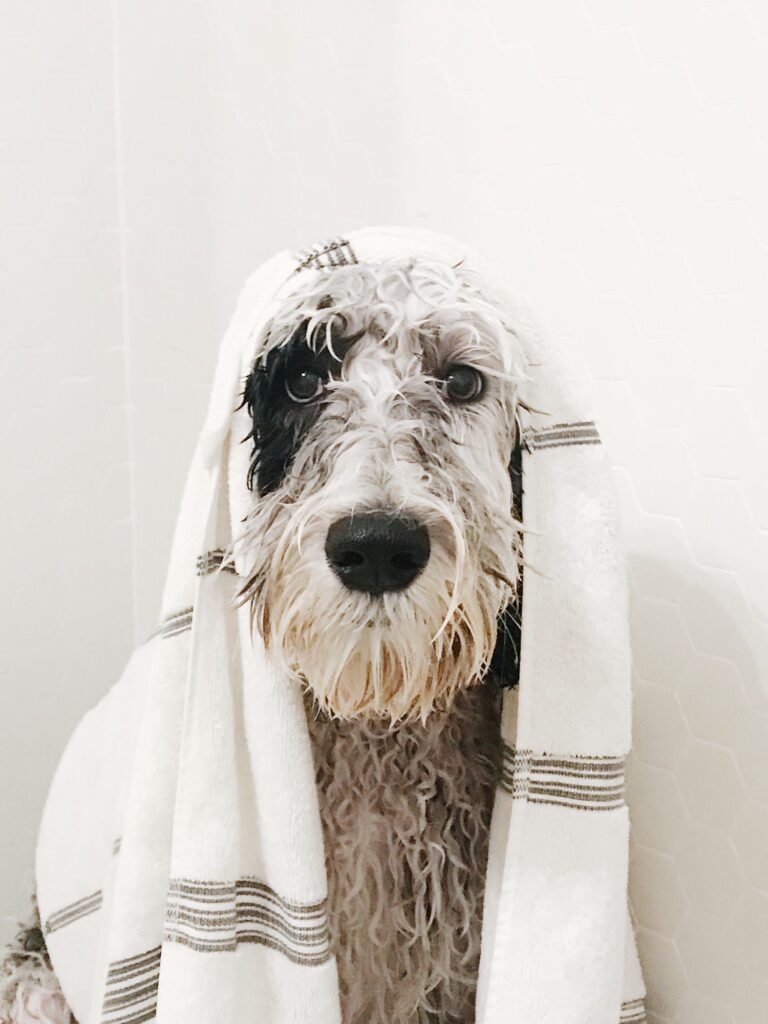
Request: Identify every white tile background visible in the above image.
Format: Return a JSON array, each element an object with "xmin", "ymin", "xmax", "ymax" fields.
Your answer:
[{"xmin": 1, "ymin": 2, "xmax": 766, "ymax": 1020}]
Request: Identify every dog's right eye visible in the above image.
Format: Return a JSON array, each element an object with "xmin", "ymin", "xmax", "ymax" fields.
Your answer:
[
  {"xmin": 442, "ymin": 364, "xmax": 486, "ymax": 404},
  {"xmin": 285, "ymin": 368, "xmax": 324, "ymax": 404}
]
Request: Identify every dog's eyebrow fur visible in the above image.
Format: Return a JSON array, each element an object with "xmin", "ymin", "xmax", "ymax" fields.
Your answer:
[{"xmin": 250, "ymin": 257, "xmax": 527, "ymax": 377}]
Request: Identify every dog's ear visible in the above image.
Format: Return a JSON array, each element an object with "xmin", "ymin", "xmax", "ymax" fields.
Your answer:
[{"xmin": 488, "ymin": 440, "xmax": 523, "ymax": 689}]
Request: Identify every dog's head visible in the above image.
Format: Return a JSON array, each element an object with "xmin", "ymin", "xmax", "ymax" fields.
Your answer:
[{"xmin": 237, "ymin": 255, "xmax": 526, "ymax": 723}]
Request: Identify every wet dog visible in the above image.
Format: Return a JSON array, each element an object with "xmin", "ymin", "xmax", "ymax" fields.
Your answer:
[{"xmin": 237, "ymin": 254, "xmax": 526, "ymax": 1023}]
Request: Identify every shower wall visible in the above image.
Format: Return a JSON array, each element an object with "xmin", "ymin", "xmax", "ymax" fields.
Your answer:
[
  {"xmin": 0, "ymin": 0, "xmax": 135, "ymax": 942},
  {"xmin": 2, "ymin": 2, "xmax": 766, "ymax": 1020}
]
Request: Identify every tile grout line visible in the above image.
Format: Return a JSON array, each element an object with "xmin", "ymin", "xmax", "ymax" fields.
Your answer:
[{"xmin": 110, "ymin": 0, "xmax": 140, "ymax": 647}]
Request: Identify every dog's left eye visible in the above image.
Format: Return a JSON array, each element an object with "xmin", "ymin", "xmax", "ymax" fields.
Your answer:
[
  {"xmin": 285, "ymin": 368, "xmax": 324, "ymax": 404},
  {"xmin": 442, "ymin": 365, "xmax": 485, "ymax": 403}
]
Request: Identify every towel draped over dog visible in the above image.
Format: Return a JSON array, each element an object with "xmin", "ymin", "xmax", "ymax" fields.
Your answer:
[{"xmin": 35, "ymin": 226, "xmax": 646, "ymax": 1024}]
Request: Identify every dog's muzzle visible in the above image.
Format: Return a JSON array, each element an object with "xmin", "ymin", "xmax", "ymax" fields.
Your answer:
[{"xmin": 325, "ymin": 511, "xmax": 430, "ymax": 596}]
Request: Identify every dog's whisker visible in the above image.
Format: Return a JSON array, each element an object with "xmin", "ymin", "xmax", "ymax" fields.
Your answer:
[{"xmin": 482, "ymin": 563, "xmax": 518, "ymax": 593}]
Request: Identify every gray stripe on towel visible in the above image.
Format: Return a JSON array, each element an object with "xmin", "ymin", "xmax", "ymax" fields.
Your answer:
[
  {"xmin": 293, "ymin": 235, "xmax": 358, "ymax": 274},
  {"xmin": 164, "ymin": 877, "xmax": 332, "ymax": 966},
  {"xmin": 101, "ymin": 946, "xmax": 162, "ymax": 1024},
  {"xmin": 524, "ymin": 419, "xmax": 602, "ymax": 451},
  {"xmin": 620, "ymin": 996, "xmax": 647, "ymax": 1023},
  {"xmin": 154, "ymin": 607, "xmax": 193, "ymax": 640},
  {"xmin": 196, "ymin": 548, "xmax": 237, "ymax": 576},
  {"xmin": 499, "ymin": 742, "xmax": 626, "ymax": 811},
  {"xmin": 44, "ymin": 889, "xmax": 102, "ymax": 934},
  {"xmin": 150, "ymin": 549, "xmax": 239, "ymax": 642}
]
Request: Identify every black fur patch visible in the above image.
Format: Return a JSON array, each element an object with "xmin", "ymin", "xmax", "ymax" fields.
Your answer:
[
  {"xmin": 241, "ymin": 316, "xmax": 361, "ymax": 496},
  {"xmin": 488, "ymin": 440, "xmax": 523, "ymax": 689}
]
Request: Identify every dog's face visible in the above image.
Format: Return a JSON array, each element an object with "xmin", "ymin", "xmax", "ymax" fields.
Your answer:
[{"xmin": 238, "ymin": 256, "xmax": 525, "ymax": 723}]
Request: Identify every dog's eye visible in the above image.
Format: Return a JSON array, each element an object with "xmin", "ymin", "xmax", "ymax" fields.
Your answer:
[
  {"xmin": 285, "ymin": 368, "xmax": 324, "ymax": 404},
  {"xmin": 442, "ymin": 365, "xmax": 485, "ymax": 403}
]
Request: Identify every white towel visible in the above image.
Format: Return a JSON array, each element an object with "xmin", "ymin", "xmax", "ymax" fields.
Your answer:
[{"xmin": 35, "ymin": 226, "xmax": 646, "ymax": 1024}]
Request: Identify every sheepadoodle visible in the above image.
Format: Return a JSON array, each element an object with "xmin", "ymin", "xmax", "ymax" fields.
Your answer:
[
  {"xmin": 235, "ymin": 254, "xmax": 526, "ymax": 1024},
  {"xmin": 1, "ymin": 253, "xmax": 526, "ymax": 1024}
]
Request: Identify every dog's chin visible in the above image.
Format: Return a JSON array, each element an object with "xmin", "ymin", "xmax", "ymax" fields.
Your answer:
[
  {"xmin": 295, "ymin": 652, "xmax": 483, "ymax": 725},
  {"xmin": 259, "ymin": 594, "xmax": 501, "ymax": 726}
]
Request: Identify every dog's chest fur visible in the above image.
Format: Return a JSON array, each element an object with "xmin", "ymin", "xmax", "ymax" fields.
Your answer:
[{"xmin": 304, "ymin": 683, "xmax": 503, "ymax": 1024}]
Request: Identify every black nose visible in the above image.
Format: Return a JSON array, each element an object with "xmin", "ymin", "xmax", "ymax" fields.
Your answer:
[{"xmin": 325, "ymin": 512, "xmax": 431, "ymax": 595}]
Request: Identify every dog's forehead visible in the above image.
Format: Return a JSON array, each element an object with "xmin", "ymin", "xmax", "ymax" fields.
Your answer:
[
  {"xmin": 258, "ymin": 257, "xmax": 512, "ymax": 361},
  {"xmin": 341, "ymin": 317, "xmax": 503, "ymax": 381},
  {"xmin": 399, "ymin": 288, "xmax": 434, "ymax": 327}
]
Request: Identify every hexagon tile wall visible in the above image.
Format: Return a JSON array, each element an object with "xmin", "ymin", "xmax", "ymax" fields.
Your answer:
[{"xmin": 1, "ymin": 2, "xmax": 766, "ymax": 1021}]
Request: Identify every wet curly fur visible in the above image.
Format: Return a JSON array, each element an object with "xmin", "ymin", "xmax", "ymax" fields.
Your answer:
[{"xmin": 305, "ymin": 683, "xmax": 504, "ymax": 1024}]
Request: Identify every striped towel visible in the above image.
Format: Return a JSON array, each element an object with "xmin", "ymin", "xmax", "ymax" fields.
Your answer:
[{"xmin": 34, "ymin": 226, "xmax": 646, "ymax": 1024}]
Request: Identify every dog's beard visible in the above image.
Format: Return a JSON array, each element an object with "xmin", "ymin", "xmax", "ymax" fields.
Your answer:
[{"xmin": 240, "ymin": 509, "xmax": 517, "ymax": 725}]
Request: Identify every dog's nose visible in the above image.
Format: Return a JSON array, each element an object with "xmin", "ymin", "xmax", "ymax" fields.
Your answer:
[{"xmin": 325, "ymin": 512, "xmax": 430, "ymax": 595}]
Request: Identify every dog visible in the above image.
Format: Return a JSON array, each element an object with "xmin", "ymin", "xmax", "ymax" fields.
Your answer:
[
  {"xmin": 1, "ymin": 253, "xmax": 526, "ymax": 1024},
  {"xmin": 236, "ymin": 253, "xmax": 526, "ymax": 1024}
]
